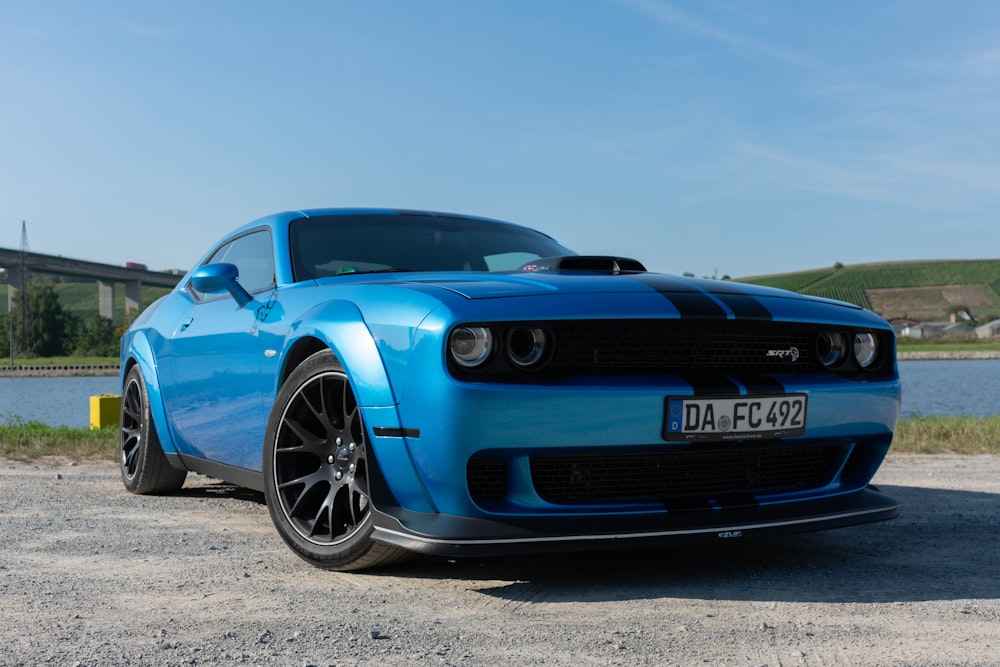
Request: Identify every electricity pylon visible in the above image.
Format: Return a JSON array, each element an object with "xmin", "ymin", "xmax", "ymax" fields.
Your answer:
[{"xmin": 15, "ymin": 220, "xmax": 34, "ymax": 357}]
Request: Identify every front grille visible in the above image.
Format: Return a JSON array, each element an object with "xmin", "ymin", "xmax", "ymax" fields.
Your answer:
[
  {"xmin": 528, "ymin": 444, "xmax": 844, "ymax": 504},
  {"xmin": 547, "ymin": 321, "xmax": 822, "ymax": 375},
  {"xmin": 448, "ymin": 320, "xmax": 895, "ymax": 382}
]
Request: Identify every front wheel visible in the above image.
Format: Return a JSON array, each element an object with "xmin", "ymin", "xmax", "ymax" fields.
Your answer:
[
  {"xmin": 263, "ymin": 350, "xmax": 410, "ymax": 571},
  {"xmin": 119, "ymin": 365, "xmax": 187, "ymax": 494}
]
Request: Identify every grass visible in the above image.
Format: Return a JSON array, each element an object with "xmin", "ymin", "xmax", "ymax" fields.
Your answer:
[
  {"xmin": 0, "ymin": 419, "xmax": 118, "ymax": 461},
  {"xmin": 5, "ymin": 356, "xmax": 118, "ymax": 366},
  {"xmin": 891, "ymin": 416, "xmax": 1000, "ymax": 455},
  {"xmin": 896, "ymin": 340, "xmax": 1000, "ymax": 353},
  {"xmin": 1, "ymin": 416, "xmax": 998, "ymax": 462}
]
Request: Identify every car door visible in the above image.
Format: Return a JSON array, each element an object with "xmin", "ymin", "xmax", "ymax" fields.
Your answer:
[{"xmin": 161, "ymin": 228, "xmax": 276, "ymax": 471}]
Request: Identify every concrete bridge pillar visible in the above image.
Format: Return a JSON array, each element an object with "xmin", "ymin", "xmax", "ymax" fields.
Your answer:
[
  {"xmin": 125, "ymin": 279, "xmax": 142, "ymax": 316},
  {"xmin": 98, "ymin": 281, "xmax": 115, "ymax": 322}
]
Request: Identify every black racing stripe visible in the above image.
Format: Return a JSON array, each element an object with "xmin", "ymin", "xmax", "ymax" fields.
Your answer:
[
  {"xmin": 664, "ymin": 292, "xmax": 728, "ymax": 319},
  {"xmin": 713, "ymin": 292, "xmax": 773, "ymax": 320},
  {"xmin": 734, "ymin": 376, "xmax": 786, "ymax": 395},
  {"xmin": 631, "ymin": 275, "xmax": 728, "ymax": 319},
  {"xmin": 685, "ymin": 376, "xmax": 741, "ymax": 396}
]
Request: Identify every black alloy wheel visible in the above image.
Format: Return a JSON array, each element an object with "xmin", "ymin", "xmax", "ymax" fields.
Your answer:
[
  {"xmin": 119, "ymin": 365, "xmax": 187, "ymax": 494},
  {"xmin": 263, "ymin": 350, "xmax": 409, "ymax": 570}
]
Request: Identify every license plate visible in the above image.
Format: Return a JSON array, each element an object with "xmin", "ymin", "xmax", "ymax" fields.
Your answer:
[{"xmin": 664, "ymin": 394, "xmax": 807, "ymax": 441}]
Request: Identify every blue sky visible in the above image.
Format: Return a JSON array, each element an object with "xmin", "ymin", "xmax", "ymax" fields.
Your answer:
[{"xmin": 2, "ymin": 1, "xmax": 1000, "ymax": 279}]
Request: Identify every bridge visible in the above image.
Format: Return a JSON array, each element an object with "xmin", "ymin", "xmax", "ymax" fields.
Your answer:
[{"xmin": 0, "ymin": 247, "xmax": 182, "ymax": 321}]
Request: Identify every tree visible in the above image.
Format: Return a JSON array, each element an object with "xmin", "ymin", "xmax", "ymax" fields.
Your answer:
[
  {"xmin": 73, "ymin": 314, "xmax": 118, "ymax": 357},
  {"xmin": 11, "ymin": 282, "xmax": 73, "ymax": 357}
]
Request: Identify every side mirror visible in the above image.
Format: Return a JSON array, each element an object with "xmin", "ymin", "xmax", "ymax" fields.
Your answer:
[{"xmin": 190, "ymin": 263, "xmax": 253, "ymax": 308}]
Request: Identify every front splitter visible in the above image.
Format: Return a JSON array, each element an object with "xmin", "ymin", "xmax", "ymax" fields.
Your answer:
[{"xmin": 369, "ymin": 487, "xmax": 900, "ymax": 558}]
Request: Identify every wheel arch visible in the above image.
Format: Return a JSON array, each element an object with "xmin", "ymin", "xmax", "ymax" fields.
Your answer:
[
  {"xmin": 278, "ymin": 300, "xmax": 399, "ymax": 410},
  {"xmin": 120, "ymin": 332, "xmax": 182, "ymax": 459}
]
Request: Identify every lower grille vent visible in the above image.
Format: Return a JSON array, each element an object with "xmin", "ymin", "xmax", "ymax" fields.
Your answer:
[
  {"xmin": 529, "ymin": 444, "xmax": 844, "ymax": 504},
  {"xmin": 467, "ymin": 459, "xmax": 508, "ymax": 500}
]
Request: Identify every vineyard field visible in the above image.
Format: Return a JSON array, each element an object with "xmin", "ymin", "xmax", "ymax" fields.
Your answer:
[{"xmin": 741, "ymin": 259, "xmax": 1000, "ymax": 321}]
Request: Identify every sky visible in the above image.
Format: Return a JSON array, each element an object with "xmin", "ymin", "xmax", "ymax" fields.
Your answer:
[{"xmin": 2, "ymin": 1, "xmax": 1000, "ymax": 279}]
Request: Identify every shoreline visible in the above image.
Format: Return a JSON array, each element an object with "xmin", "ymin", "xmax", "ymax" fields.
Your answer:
[
  {"xmin": 1, "ymin": 351, "xmax": 999, "ymax": 377},
  {"xmin": 896, "ymin": 350, "xmax": 1000, "ymax": 360},
  {"xmin": 0, "ymin": 365, "xmax": 119, "ymax": 377}
]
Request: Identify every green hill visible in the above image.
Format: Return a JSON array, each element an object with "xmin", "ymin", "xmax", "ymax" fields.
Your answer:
[
  {"xmin": 741, "ymin": 259, "xmax": 1000, "ymax": 321},
  {"xmin": 0, "ymin": 281, "xmax": 173, "ymax": 319},
  {"xmin": 5, "ymin": 260, "xmax": 1000, "ymax": 323}
]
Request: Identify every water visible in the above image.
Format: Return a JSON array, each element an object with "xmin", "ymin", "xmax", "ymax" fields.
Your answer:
[
  {"xmin": 898, "ymin": 359, "xmax": 1000, "ymax": 418},
  {"xmin": 0, "ymin": 360, "xmax": 998, "ymax": 428},
  {"xmin": 0, "ymin": 376, "xmax": 121, "ymax": 428}
]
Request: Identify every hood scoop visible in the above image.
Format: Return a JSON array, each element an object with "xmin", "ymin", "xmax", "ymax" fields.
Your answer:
[{"xmin": 519, "ymin": 255, "xmax": 646, "ymax": 275}]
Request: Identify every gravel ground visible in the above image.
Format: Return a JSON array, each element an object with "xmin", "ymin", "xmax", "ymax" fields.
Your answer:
[{"xmin": 1, "ymin": 454, "xmax": 998, "ymax": 667}]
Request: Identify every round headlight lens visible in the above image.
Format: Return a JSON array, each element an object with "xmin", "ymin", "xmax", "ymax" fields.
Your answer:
[
  {"xmin": 507, "ymin": 328, "xmax": 548, "ymax": 368},
  {"xmin": 853, "ymin": 332, "xmax": 879, "ymax": 368},
  {"xmin": 449, "ymin": 327, "xmax": 493, "ymax": 368},
  {"xmin": 817, "ymin": 331, "xmax": 848, "ymax": 368}
]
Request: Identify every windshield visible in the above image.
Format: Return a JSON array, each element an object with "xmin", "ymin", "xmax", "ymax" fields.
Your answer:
[{"xmin": 290, "ymin": 213, "xmax": 573, "ymax": 280}]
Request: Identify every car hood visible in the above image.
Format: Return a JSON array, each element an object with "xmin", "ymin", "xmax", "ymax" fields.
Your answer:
[
  {"xmin": 396, "ymin": 271, "xmax": 858, "ymax": 308},
  {"xmin": 310, "ymin": 270, "xmax": 881, "ymax": 328}
]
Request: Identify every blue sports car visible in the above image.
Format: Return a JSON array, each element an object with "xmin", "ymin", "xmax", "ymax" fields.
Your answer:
[{"xmin": 119, "ymin": 208, "xmax": 901, "ymax": 571}]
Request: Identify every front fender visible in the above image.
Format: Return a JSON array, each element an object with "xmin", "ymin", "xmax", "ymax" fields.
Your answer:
[
  {"xmin": 282, "ymin": 300, "xmax": 398, "ymax": 410},
  {"xmin": 121, "ymin": 331, "xmax": 180, "ymax": 458},
  {"xmin": 277, "ymin": 300, "xmax": 437, "ymax": 514}
]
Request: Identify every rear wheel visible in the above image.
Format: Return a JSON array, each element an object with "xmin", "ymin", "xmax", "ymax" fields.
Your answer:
[
  {"xmin": 119, "ymin": 365, "xmax": 187, "ymax": 494},
  {"xmin": 263, "ymin": 350, "xmax": 410, "ymax": 570}
]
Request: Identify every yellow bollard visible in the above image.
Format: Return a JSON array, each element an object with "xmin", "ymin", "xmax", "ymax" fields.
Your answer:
[{"xmin": 90, "ymin": 394, "xmax": 122, "ymax": 430}]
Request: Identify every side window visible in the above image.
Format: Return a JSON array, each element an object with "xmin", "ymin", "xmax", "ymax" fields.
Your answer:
[{"xmin": 197, "ymin": 229, "xmax": 275, "ymax": 298}]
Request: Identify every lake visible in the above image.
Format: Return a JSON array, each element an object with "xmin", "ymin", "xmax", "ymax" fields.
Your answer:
[
  {"xmin": 897, "ymin": 359, "xmax": 1000, "ymax": 418},
  {"xmin": 0, "ymin": 360, "xmax": 998, "ymax": 428},
  {"xmin": 1, "ymin": 376, "xmax": 121, "ymax": 428}
]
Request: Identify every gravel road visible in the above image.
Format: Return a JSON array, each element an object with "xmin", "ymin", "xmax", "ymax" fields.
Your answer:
[{"xmin": 2, "ymin": 454, "xmax": 998, "ymax": 666}]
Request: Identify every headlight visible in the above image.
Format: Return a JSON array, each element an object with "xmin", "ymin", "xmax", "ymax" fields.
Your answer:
[
  {"xmin": 506, "ymin": 328, "xmax": 549, "ymax": 368},
  {"xmin": 449, "ymin": 327, "xmax": 493, "ymax": 368},
  {"xmin": 816, "ymin": 331, "xmax": 848, "ymax": 368},
  {"xmin": 853, "ymin": 332, "xmax": 879, "ymax": 368}
]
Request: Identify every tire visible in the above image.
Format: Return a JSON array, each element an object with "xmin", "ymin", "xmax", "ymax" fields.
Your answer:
[
  {"xmin": 119, "ymin": 365, "xmax": 187, "ymax": 494},
  {"xmin": 263, "ymin": 350, "xmax": 410, "ymax": 571}
]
